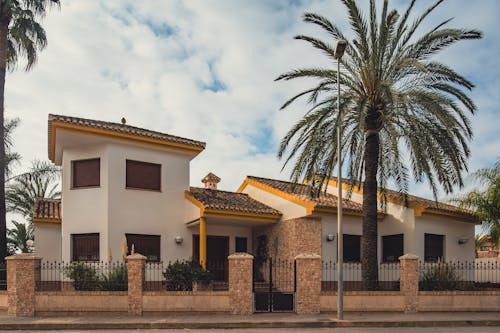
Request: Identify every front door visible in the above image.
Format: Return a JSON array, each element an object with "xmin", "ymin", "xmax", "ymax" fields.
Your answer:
[{"xmin": 193, "ymin": 235, "xmax": 229, "ymax": 281}]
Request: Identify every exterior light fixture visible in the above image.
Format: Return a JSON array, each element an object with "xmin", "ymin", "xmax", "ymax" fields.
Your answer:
[
  {"xmin": 175, "ymin": 236, "xmax": 184, "ymax": 244},
  {"xmin": 326, "ymin": 234, "xmax": 335, "ymax": 242},
  {"xmin": 458, "ymin": 237, "xmax": 469, "ymax": 245}
]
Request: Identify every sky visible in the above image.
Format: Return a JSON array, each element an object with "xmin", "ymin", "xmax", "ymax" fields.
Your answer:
[{"xmin": 5, "ymin": 0, "xmax": 500, "ymax": 203}]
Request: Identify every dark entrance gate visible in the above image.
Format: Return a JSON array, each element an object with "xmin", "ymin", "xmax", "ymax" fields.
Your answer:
[{"xmin": 253, "ymin": 258, "xmax": 295, "ymax": 312}]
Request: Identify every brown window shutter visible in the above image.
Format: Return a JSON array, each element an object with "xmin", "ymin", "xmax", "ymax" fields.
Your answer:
[
  {"xmin": 126, "ymin": 160, "xmax": 161, "ymax": 191},
  {"xmin": 72, "ymin": 158, "xmax": 100, "ymax": 188},
  {"xmin": 72, "ymin": 233, "xmax": 99, "ymax": 261}
]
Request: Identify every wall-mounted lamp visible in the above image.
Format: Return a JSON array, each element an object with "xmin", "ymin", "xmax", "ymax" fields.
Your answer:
[
  {"xmin": 175, "ymin": 236, "xmax": 184, "ymax": 244},
  {"xmin": 458, "ymin": 237, "xmax": 469, "ymax": 245},
  {"xmin": 326, "ymin": 234, "xmax": 335, "ymax": 242}
]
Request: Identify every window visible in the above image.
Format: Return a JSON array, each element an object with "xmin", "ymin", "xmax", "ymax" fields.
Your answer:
[
  {"xmin": 126, "ymin": 160, "xmax": 161, "ymax": 191},
  {"xmin": 72, "ymin": 233, "xmax": 99, "ymax": 261},
  {"xmin": 424, "ymin": 233, "xmax": 444, "ymax": 262},
  {"xmin": 126, "ymin": 234, "xmax": 161, "ymax": 262},
  {"xmin": 72, "ymin": 158, "xmax": 100, "ymax": 188},
  {"xmin": 235, "ymin": 237, "xmax": 248, "ymax": 253},
  {"xmin": 343, "ymin": 234, "xmax": 361, "ymax": 262},
  {"xmin": 382, "ymin": 234, "xmax": 404, "ymax": 262}
]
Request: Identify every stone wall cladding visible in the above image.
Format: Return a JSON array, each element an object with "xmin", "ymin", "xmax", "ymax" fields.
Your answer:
[
  {"xmin": 228, "ymin": 253, "xmax": 253, "ymax": 315},
  {"xmin": 253, "ymin": 216, "xmax": 321, "ymax": 260},
  {"xmin": 399, "ymin": 254, "xmax": 419, "ymax": 313},
  {"xmin": 127, "ymin": 253, "xmax": 146, "ymax": 315},
  {"xmin": 6, "ymin": 254, "xmax": 40, "ymax": 316},
  {"xmin": 295, "ymin": 254, "xmax": 321, "ymax": 314}
]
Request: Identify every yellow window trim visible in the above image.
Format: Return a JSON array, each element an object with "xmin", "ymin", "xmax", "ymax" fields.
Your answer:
[{"xmin": 48, "ymin": 121, "xmax": 205, "ymax": 162}]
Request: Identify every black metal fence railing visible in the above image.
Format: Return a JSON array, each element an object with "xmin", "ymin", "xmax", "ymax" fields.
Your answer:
[
  {"xmin": 36, "ymin": 261, "xmax": 128, "ymax": 291},
  {"xmin": 0, "ymin": 262, "xmax": 6, "ymax": 290},
  {"xmin": 419, "ymin": 259, "xmax": 500, "ymax": 291},
  {"xmin": 144, "ymin": 260, "xmax": 229, "ymax": 292},
  {"xmin": 321, "ymin": 261, "xmax": 400, "ymax": 291}
]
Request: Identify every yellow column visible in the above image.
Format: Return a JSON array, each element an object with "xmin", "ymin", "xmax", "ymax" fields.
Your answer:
[{"xmin": 199, "ymin": 217, "xmax": 207, "ymax": 269}]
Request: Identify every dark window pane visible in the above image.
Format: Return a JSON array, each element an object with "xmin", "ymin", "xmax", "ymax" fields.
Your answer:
[
  {"xmin": 235, "ymin": 237, "xmax": 248, "ymax": 253},
  {"xmin": 424, "ymin": 233, "xmax": 444, "ymax": 262},
  {"xmin": 72, "ymin": 159, "xmax": 100, "ymax": 188},
  {"xmin": 126, "ymin": 234, "xmax": 160, "ymax": 262},
  {"xmin": 126, "ymin": 160, "xmax": 161, "ymax": 191},
  {"xmin": 343, "ymin": 234, "xmax": 361, "ymax": 262},
  {"xmin": 72, "ymin": 233, "xmax": 99, "ymax": 261},
  {"xmin": 382, "ymin": 234, "xmax": 404, "ymax": 262}
]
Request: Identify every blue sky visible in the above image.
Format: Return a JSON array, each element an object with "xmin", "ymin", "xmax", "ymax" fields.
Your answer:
[{"xmin": 5, "ymin": 0, "xmax": 500, "ymax": 201}]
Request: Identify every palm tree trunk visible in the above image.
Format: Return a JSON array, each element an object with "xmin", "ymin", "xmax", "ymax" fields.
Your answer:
[
  {"xmin": 0, "ymin": 15, "xmax": 9, "ymax": 261},
  {"xmin": 362, "ymin": 128, "xmax": 379, "ymax": 290}
]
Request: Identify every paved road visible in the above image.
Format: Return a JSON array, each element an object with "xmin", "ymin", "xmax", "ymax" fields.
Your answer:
[{"xmin": 10, "ymin": 328, "xmax": 500, "ymax": 333}]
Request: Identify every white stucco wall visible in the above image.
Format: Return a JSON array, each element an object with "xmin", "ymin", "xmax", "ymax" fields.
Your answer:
[
  {"xmin": 61, "ymin": 144, "xmax": 109, "ymax": 262},
  {"xmin": 106, "ymin": 142, "xmax": 194, "ymax": 263},
  {"xmin": 415, "ymin": 214, "xmax": 475, "ymax": 262},
  {"xmin": 241, "ymin": 184, "xmax": 307, "ymax": 220},
  {"xmin": 34, "ymin": 223, "xmax": 62, "ymax": 262}
]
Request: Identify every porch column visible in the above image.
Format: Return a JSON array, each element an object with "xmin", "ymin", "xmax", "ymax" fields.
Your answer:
[{"xmin": 199, "ymin": 217, "xmax": 207, "ymax": 269}]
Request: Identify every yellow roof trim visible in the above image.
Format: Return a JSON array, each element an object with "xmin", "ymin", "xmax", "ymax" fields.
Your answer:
[
  {"xmin": 184, "ymin": 190, "xmax": 281, "ymax": 222},
  {"xmin": 238, "ymin": 178, "xmax": 316, "ymax": 213},
  {"xmin": 239, "ymin": 177, "xmax": 369, "ymax": 218},
  {"xmin": 33, "ymin": 218, "xmax": 61, "ymax": 224},
  {"xmin": 49, "ymin": 120, "xmax": 204, "ymax": 162}
]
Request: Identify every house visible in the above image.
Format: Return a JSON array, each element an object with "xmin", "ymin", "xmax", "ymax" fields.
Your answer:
[{"xmin": 34, "ymin": 114, "xmax": 478, "ymax": 280}]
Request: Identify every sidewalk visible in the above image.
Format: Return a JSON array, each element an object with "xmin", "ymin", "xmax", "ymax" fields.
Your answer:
[{"xmin": 0, "ymin": 312, "xmax": 499, "ymax": 330}]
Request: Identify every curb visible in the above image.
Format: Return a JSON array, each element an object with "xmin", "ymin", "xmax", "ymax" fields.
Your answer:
[{"xmin": 0, "ymin": 320, "xmax": 500, "ymax": 330}]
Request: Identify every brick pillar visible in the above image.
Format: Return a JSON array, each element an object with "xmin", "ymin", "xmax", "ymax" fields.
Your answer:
[
  {"xmin": 127, "ymin": 253, "xmax": 146, "ymax": 315},
  {"xmin": 6, "ymin": 254, "xmax": 40, "ymax": 317},
  {"xmin": 295, "ymin": 253, "xmax": 321, "ymax": 314},
  {"xmin": 228, "ymin": 253, "xmax": 253, "ymax": 315},
  {"xmin": 399, "ymin": 254, "xmax": 419, "ymax": 313}
]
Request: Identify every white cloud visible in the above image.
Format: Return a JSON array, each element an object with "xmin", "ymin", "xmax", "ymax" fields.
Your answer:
[{"xmin": 4, "ymin": 0, "xmax": 499, "ymax": 201}]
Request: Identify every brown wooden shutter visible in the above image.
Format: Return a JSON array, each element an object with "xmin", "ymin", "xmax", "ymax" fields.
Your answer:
[
  {"xmin": 126, "ymin": 160, "xmax": 161, "ymax": 191},
  {"xmin": 382, "ymin": 234, "xmax": 404, "ymax": 262},
  {"xmin": 343, "ymin": 234, "xmax": 361, "ymax": 262},
  {"xmin": 424, "ymin": 233, "xmax": 444, "ymax": 262},
  {"xmin": 72, "ymin": 159, "xmax": 100, "ymax": 188},
  {"xmin": 126, "ymin": 234, "xmax": 161, "ymax": 262},
  {"xmin": 72, "ymin": 233, "xmax": 99, "ymax": 261}
]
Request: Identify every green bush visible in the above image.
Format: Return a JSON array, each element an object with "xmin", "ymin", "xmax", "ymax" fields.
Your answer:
[
  {"xmin": 163, "ymin": 259, "xmax": 213, "ymax": 291},
  {"xmin": 64, "ymin": 263, "xmax": 128, "ymax": 291},
  {"xmin": 65, "ymin": 263, "xmax": 101, "ymax": 291},
  {"xmin": 420, "ymin": 262, "xmax": 460, "ymax": 291},
  {"xmin": 101, "ymin": 264, "xmax": 128, "ymax": 291}
]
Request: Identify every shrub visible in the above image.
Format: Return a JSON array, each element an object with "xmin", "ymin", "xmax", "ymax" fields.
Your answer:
[
  {"xmin": 65, "ymin": 263, "xmax": 101, "ymax": 291},
  {"xmin": 163, "ymin": 259, "xmax": 213, "ymax": 291},
  {"xmin": 101, "ymin": 264, "xmax": 128, "ymax": 291},
  {"xmin": 420, "ymin": 261, "xmax": 460, "ymax": 291}
]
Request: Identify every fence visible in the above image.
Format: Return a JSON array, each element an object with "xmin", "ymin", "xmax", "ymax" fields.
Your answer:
[
  {"xmin": 0, "ymin": 262, "xmax": 6, "ymax": 290},
  {"xmin": 37, "ymin": 261, "xmax": 128, "ymax": 291},
  {"xmin": 144, "ymin": 260, "xmax": 229, "ymax": 292},
  {"xmin": 321, "ymin": 261, "xmax": 400, "ymax": 291},
  {"xmin": 419, "ymin": 259, "xmax": 500, "ymax": 291}
]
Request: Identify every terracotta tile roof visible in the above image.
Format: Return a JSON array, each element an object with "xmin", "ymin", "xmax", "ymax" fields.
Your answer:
[
  {"xmin": 201, "ymin": 172, "xmax": 221, "ymax": 183},
  {"xmin": 33, "ymin": 198, "xmax": 62, "ymax": 222},
  {"xmin": 49, "ymin": 114, "xmax": 206, "ymax": 150},
  {"xmin": 331, "ymin": 177, "xmax": 476, "ymax": 220},
  {"xmin": 247, "ymin": 176, "xmax": 365, "ymax": 214},
  {"xmin": 188, "ymin": 187, "xmax": 281, "ymax": 216}
]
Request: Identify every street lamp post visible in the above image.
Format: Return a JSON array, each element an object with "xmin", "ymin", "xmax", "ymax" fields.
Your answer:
[{"xmin": 334, "ymin": 39, "xmax": 347, "ymax": 320}]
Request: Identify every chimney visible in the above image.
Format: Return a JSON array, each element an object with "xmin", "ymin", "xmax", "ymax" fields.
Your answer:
[{"xmin": 201, "ymin": 172, "xmax": 221, "ymax": 190}]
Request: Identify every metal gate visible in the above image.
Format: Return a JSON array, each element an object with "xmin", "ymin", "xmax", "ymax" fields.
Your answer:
[{"xmin": 253, "ymin": 258, "xmax": 295, "ymax": 312}]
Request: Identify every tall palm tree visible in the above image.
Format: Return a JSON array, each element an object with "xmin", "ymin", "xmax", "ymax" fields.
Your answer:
[
  {"xmin": 276, "ymin": 0, "xmax": 481, "ymax": 289},
  {"xmin": 0, "ymin": 0, "xmax": 59, "ymax": 260},
  {"xmin": 7, "ymin": 220, "xmax": 32, "ymax": 254},
  {"xmin": 6, "ymin": 159, "xmax": 60, "ymax": 223},
  {"xmin": 453, "ymin": 159, "xmax": 499, "ymax": 250}
]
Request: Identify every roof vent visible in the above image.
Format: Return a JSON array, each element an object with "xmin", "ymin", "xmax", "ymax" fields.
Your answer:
[{"xmin": 202, "ymin": 172, "xmax": 221, "ymax": 190}]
